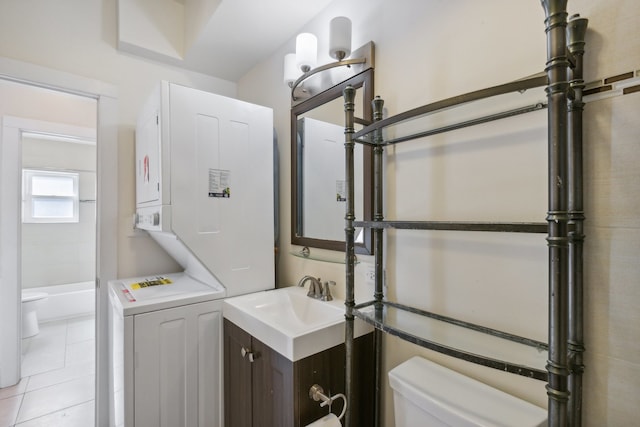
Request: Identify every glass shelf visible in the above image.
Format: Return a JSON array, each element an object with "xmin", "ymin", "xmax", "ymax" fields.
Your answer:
[
  {"xmin": 354, "ymin": 220, "xmax": 547, "ymax": 234},
  {"xmin": 290, "ymin": 247, "xmax": 358, "ymax": 264},
  {"xmin": 353, "ymin": 300, "xmax": 548, "ymax": 381},
  {"xmin": 354, "ymin": 74, "xmax": 548, "ymax": 146}
]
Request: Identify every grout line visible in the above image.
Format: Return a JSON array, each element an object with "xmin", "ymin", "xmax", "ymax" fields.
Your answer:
[
  {"xmin": 16, "ymin": 390, "xmax": 26, "ymax": 427},
  {"xmin": 13, "ymin": 399, "xmax": 96, "ymax": 427},
  {"xmin": 5, "ymin": 322, "xmax": 91, "ymax": 427}
]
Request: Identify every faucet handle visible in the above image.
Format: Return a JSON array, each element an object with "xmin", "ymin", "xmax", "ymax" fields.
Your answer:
[
  {"xmin": 306, "ymin": 277, "xmax": 322, "ymax": 298},
  {"xmin": 321, "ymin": 281, "xmax": 335, "ymax": 301}
]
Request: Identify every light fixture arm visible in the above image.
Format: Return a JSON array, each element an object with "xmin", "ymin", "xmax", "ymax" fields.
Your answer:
[
  {"xmin": 290, "ymin": 57, "xmax": 367, "ymax": 101},
  {"xmin": 289, "ymin": 41, "xmax": 374, "ymax": 105}
]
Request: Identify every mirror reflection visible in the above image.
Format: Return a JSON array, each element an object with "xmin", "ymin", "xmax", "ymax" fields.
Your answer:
[{"xmin": 291, "ymin": 70, "xmax": 373, "ymax": 254}]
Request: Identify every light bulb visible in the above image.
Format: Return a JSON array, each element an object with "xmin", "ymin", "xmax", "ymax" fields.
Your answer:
[
  {"xmin": 283, "ymin": 53, "xmax": 300, "ymax": 87},
  {"xmin": 296, "ymin": 33, "xmax": 317, "ymax": 72},
  {"xmin": 329, "ymin": 17, "xmax": 352, "ymax": 60}
]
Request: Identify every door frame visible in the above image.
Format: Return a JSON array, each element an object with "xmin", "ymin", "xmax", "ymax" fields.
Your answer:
[{"xmin": 0, "ymin": 56, "xmax": 118, "ymax": 427}]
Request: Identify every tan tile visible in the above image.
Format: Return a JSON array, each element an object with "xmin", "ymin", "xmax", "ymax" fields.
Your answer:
[
  {"xmin": 26, "ymin": 361, "xmax": 95, "ymax": 393},
  {"xmin": 65, "ymin": 317, "xmax": 95, "ymax": 345},
  {"xmin": 16, "ymin": 375, "xmax": 94, "ymax": 424},
  {"xmin": 0, "ymin": 394, "xmax": 22, "ymax": 427},
  {"xmin": 14, "ymin": 400, "xmax": 94, "ymax": 427},
  {"xmin": 0, "ymin": 377, "xmax": 28, "ymax": 400},
  {"xmin": 64, "ymin": 340, "xmax": 95, "ymax": 367}
]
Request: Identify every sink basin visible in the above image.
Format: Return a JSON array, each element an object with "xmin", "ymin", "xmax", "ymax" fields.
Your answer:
[
  {"xmin": 223, "ymin": 286, "xmax": 372, "ymax": 361},
  {"xmin": 251, "ymin": 288, "xmax": 343, "ymax": 329}
]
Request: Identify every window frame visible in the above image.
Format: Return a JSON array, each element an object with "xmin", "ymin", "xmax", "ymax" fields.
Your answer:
[{"xmin": 22, "ymin": 169, "xmax": 80, "ymax": 223}]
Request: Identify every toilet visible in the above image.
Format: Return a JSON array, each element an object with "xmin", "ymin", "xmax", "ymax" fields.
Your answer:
[
  {"xmin": 21, "ymin": 291, "xmax": 48, "ymax": 338},
  {"xmin": 389, "ymin": 356, "xmax": 547, "ymax": 427}
]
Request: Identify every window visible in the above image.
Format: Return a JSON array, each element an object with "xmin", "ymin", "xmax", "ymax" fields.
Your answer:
[{"xmin": 22, "ymin": 169, "xmax": 79, "ymax": 223}]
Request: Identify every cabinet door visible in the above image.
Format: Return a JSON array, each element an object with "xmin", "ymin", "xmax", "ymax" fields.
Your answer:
[
  {"xmin": 224, "ymin": 320, "xmax": 253, "ymax": 427},
  {"xmin": 252, "ymin": 337, "xmax": 294, "ymax": 427},
  {"xmin": 223, "ymin": 320, "xmax": 373, "ymax": 427},
  {"xmin": 295, "ymin": 344, "xmax": 343, "ymax": 426},
  {"xmin": 295, "ymin": 333, "xmax": 374, "ymax": 427},
  {"xmin": 134, "ymin": 301, "xmax": 221, "ymax": 427},
  {"xmin": 136, "ymin": 105, "xmax": 161, "ymax": 206}
]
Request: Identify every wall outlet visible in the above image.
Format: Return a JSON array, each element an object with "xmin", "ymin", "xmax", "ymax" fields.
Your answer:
[{"xmin": 364, "ymin": 263, "xmax": 376, "ymax": 285}]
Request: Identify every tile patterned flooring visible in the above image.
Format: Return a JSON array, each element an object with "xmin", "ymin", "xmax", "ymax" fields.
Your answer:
[{"xmin": 0, "ymin": 316, "xmax": 95, "ymax": 427}]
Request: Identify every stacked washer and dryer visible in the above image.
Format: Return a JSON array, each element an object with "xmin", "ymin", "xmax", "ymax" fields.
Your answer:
[{"xmin": 109, "ymin": 82, "xmax": 274, "ymax": 427}]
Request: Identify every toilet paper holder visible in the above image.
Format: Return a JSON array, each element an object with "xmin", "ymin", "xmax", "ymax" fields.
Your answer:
[{"xmin": 309, "ymin": 384, "xmax": 347, "ymax": 420}]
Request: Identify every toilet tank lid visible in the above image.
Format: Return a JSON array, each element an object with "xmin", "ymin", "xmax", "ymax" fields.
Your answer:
[{"xmin": 388, "ymin": 356, "xmax": 547, "ymax": 427}]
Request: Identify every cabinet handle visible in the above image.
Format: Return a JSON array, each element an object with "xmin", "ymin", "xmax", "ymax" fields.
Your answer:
[{"xmin": 240, "ymin": 346, "xmax": 258, "ymax": 363}]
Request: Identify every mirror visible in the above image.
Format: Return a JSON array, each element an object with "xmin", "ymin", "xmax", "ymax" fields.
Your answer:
[{"xmin": 291, "ymin": 69, "xmax": 374, "ymax": 254}]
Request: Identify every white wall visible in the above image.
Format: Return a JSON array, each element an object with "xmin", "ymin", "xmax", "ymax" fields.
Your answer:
[
  {"xmin": 0, "ymin": 82, "xmax": 99, "ymax": 290},
  {"xmin": 238, "ymin": 0, "xmax": 640, "ymax": 425},
  {"xmin": 21, "ymin": 137, "xmax": 97, "ymax": 288},
  {"xmin": 0, "ymin": 0, "xmax": 237, "ymax": 279}
]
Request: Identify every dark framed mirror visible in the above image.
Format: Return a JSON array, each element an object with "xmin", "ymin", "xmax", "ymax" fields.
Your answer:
[{"xmin": 291, "ymin": 69, "xmax": 374, "ymax": 254}]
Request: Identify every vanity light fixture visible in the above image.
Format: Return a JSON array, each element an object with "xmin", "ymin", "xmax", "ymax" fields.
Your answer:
[{"xmin": 284, "ymin": 16, "xmax": 370, "ymax": 101}]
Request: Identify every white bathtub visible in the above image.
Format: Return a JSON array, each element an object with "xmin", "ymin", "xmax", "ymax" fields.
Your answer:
[{"xmin": 28, "ymin": 281, "xmax": 96, "ymax": 322}]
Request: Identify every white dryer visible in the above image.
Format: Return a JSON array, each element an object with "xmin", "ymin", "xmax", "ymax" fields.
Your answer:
[{"xmin": 109, "ymin": 82, "xmax": 274, "ymax": 427}]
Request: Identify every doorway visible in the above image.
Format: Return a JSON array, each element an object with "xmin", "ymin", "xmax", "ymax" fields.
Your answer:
[
  {"xmin": 0, "ymin": 59, "xmax": 117, "ymax": 426},
  {"xmin": 22, "ymin": 124, "xmax": 97, "ymax": 424}
]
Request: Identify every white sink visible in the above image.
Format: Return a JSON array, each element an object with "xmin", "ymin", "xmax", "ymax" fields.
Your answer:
[{"xmin": 223, "ymin": 286, "xmax": 372, "ymax": 361}]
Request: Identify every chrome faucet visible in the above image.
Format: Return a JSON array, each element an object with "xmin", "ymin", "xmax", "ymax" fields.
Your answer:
[{"xmin": 297, "ymin": 275, "xmax": 322, "ymax": 299}]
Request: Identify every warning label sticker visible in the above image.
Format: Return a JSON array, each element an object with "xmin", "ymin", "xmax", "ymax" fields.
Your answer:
[
  {"xmin": 130, "ymin": 276, "xmax": 173, "ymax": 290},
  {"xmin": 209, "ymin": 169, "xmax": 231, "ymax": 198},
  {"xmin": 336, "ymin": 180, "xmax": 346, "ymax": 202}
]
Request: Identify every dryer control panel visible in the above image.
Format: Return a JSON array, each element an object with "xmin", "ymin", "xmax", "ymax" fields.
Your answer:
[{"xmin": 135, "ymin": 206, "xmax": 169, "ymax": 231}]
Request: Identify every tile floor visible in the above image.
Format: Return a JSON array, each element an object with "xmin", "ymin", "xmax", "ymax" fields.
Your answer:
[{"xmin": 0, "ymin": 315, "xmax": 95, "ymax": 427}]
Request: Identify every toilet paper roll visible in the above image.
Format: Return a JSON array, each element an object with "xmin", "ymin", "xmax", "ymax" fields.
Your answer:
[{"xmin": 304, "ymin": 413, "xmax": 341, "ymax": 427}]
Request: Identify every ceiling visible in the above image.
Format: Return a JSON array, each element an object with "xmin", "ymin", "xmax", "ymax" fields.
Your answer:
[{"xmin": 118, "ymin": 0, "xmax": 335, "ymax": 82}]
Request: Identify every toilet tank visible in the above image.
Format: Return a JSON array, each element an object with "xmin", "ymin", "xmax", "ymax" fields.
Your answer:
[{"xmin": 388, "ymin": 356, "xmax": 547, "ymax": 427}]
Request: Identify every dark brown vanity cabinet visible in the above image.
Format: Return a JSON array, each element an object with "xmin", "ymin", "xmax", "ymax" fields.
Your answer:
[{"xmin": 224, "ymin": 319, "xmax": 373, "ymax": 427}]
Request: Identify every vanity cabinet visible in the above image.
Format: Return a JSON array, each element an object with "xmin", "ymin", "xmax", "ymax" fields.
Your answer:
[{"xmin": 224, "ymin": 319, "xmax": 373, "ymax": 427}]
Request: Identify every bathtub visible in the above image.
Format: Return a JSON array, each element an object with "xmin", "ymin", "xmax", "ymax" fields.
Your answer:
[{"xmin": 28, "ymin": 281, "xmax": 96, "ymax": 322}]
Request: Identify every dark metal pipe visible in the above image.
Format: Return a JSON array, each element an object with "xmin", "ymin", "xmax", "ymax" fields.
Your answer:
[
  {"xmin": 541, "ymin": 1, "xmax": 571, "ymax": 425},
  {"xmin": 372, "ymin": 96, "xmax": 385, "ymax": 305},
  {"xmin": 343, "ymin": 85, "xmax": 357, "ymax": 427},
  {"xmin": 567, "ymin": 14, "xmax": 588, "ymax": 427},
  {"xmin": 371, "ymin": 95, "xmax": 385, "ymax": 427}
]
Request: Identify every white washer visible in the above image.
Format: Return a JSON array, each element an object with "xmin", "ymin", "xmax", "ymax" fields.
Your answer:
[{"xmin": 109, "ymin": 273, "xmax": 226, "ymax": 427}]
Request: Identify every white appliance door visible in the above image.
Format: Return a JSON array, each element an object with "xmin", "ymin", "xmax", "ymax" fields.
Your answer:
[
  {"xmin": 168, "ymin": 84, "xmax": 274, "ymax": 297},
  {"xmin": 136, "ymin": 96, "xmax": 161, "ymax": 207},
  {"xmin": 133, "ymin": 300, "xmax": 222, "ymax": 427}
]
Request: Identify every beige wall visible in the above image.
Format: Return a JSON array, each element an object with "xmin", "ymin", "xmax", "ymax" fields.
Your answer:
[
  {"xmin": 0, "ymin": 0, "xmax": 637, "ymax": 424},
  {"xmin": 238, "ymin": 0, "xmax": 640, "ymax": 425}
]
